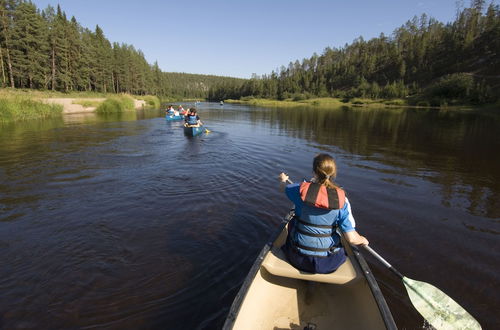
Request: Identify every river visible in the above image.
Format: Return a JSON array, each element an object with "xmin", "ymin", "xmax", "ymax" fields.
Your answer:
[{"xmin": 0, "ymin": 103, "xmax": 498, "ymax": 329}]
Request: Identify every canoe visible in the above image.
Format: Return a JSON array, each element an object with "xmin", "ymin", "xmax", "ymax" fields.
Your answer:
[
  {"xmin": 223, "ymin": 211, "xmax": 396, "ymax": 330},
  {"xmin": 166, "ymin": 114, "xmax": 184, "ymax": 121},
  {"xmin": 183, "ymin": 125, "xmax": 204, "ymax": 136}
]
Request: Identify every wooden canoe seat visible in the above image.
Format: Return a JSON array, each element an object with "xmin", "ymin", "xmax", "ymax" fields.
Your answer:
[{"xmin": 261, "ymin": 245, "xmax": 361, "ymax": 284}]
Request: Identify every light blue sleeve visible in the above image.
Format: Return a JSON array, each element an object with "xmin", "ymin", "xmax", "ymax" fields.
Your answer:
[{"xmin": 338, "ymin": 197, "xmax": 356, "ymax": 232}]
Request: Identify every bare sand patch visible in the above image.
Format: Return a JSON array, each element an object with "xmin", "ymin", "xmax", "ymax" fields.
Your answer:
[
  {"xmin": 41, "ymin": 98, "xmax": 147, "ymax": 114},
  {"xmin": 134, "ymin": 99, "xmax": 146, "ymax": 109}
]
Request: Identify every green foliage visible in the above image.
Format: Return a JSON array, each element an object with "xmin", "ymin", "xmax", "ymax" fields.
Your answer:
[
  {"xmin": 0, "ymin": 96, "xmax": 62, "ymax": 122},
  {"xmin": 208, "ymin": 3, "xmax": 500, "ymax": 106},
  {"xmin": 0, "ymin": 1, "xmax": 240, "ymax": 100},
  {"xmin": 416, "ymin": 101, "xmax": 431, "ymax": 107},
  {"xmin": 383, "ymin": 99, "xmax": 406, "ymax": 106},
  {"xmin": 292, "ymin": 93, "xmax": 308, "ymax": 101},
  {"xmin": 2, "ymin": 1, "xmax": 499, "ymax": 107},
  {"xmin": 232, "ymin": 97, "xmax": 378, "ymax": 108},
  {"xmin": 137, "ymin": 95, "xmax": 160, "ymax": 109},
  {"xmin": 95, "ymin": 95, "xmax": 134, "ymax": 114},
  {"xmin": 425, "ymin": 73, "xmax": 475, "ymax": 100}
]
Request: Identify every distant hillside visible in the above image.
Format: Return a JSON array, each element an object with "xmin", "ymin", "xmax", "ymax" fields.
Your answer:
[
  {"xmin": 209, "ymin": 1, "xmax": 500, "ymax": 106},
  {"xmin": 161, "ymin": 72, "xmax": 245, "ymax": 99}
]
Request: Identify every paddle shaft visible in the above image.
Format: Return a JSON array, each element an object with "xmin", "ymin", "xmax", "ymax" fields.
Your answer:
[{"xmin": 364, "ymin": 245, "xmax": 403, "ymax": 279}]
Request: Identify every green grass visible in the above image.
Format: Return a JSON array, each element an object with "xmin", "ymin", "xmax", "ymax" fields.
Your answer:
[
  {"xmin": 382, "ymin": 99, "xmax": 404, "ymax": 106},
  {"xmin": 225, "ymin": 98, "xmax": 307, "ymax": 108},
  {"xmin": 95, "ymin": 94, "xmax": 135, "ymax": 114},
  {"xmin": 0, "ymin": 88, "xmax": 168, "ymax": 121},
  {"xmin": 0, "ymin": 96, "xmax": 63, "ymax": 122},
  {"xmin": 136, "ymin": 95, "xmax": 161, "ymax": 109},
  {"xmin": 226, "ymin": 97, "xmax": 350, "ymax": 108},
  {"xmin": 0, "ymin": 88, "xmax": 111, "ymax": 99},
  {"xmin": 226, "ymin": 97, "xmax": 418, "ymax": 109}
]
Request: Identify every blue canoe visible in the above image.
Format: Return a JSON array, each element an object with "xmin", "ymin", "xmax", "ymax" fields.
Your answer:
[
  {"xmin": 184, "ymin": 125, "xmax": 204, "ymax": 136},
  {"xmin": 166, "ymin": 114, "xmax": 184, "ymax": 121}
]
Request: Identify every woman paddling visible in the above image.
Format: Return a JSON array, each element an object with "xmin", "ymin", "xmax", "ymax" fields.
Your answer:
[
  {"xmin": 184, "ymin": 108, "xmax": 202, "ymax": 127},
  {"xmin": 278, "ymin": 153, "xmax": 368, "ymax": 274}
]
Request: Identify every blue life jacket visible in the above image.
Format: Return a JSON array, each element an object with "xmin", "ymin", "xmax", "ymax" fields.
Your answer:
[
  {"xmin": 167, "ymin": 109, "xmax": 174, "ymax": 114},
  {"xmin": 291, "ymin": 183, "xmax": 346, "ymax": 257},
  {"xmin": 187, "ymin": 115, "xmax": 198, "ymax": 125}
]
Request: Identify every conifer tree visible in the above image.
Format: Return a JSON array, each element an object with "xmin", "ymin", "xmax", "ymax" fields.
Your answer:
[
  {"xmin": 11, "ymin": 1, "xmax": 48, "ymax": 88},
  {"xmin": 0, "ymin": 0, "xmax": 16, "ymax": 88}
]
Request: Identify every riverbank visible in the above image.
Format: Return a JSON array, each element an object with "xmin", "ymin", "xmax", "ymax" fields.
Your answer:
[
  {"xmin": 224, "ymin": 97, "xmax": 490, "ymax": 110},
  {"xmin": 0, "ymin": 89, "xmax": 160, "ymax": 122},
  {"xmin": 41, "ymin": 98, "xmax": 146, "ymax": 114}
]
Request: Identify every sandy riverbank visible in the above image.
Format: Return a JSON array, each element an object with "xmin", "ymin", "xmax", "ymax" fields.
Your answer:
[{"xmin": 41, "ymin": 98, "xmax": 147, "ymax": 114}]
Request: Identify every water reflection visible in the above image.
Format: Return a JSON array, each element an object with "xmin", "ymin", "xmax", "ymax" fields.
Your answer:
[
  {"xmin": 236, "ymin": 106, "xmax": 500, "ymax": 219},
  {"xmin": 0, "ymin": 111, "xmax": 158, "ymax": 224}
]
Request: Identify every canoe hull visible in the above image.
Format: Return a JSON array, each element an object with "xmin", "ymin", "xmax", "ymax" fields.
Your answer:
[
  {"xmin": 223, "ymin": 211, "xmax": 396, "ymax": 330},
  {"xmin": 166, "ymin": 115, "xmax": 184, "ymax": 121},
  {"xmin": 183, "ymin": 125, "xmax": 204, "ymax": 136}
]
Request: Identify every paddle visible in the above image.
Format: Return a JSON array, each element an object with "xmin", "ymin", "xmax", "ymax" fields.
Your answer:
[{"xmin": 363, "ymin": 245, "xmax": 481, "ymax": 330}]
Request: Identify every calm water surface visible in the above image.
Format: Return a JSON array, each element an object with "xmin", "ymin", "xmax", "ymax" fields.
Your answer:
[{"xmin": 0, "ymin": 103, "xmax": 498, "ymax": 329}]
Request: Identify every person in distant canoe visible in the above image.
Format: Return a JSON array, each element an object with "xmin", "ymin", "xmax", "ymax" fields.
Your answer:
[
  {"xmin": 278, "ymin": 153, "xmax": 369, "ymax": 274},
  {"xmin": 178, "ymin": 105, "xmax": 185, "ymax": 114},
  {"xmin": 184, "ymin": 108, "xmax": 202, "ymax": 127},
  {"xmin": 166, "ymin": 105, "xmax": 175, "ymax": 115}
]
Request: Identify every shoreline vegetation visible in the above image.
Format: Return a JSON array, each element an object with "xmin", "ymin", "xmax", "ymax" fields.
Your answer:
[
  {"xmin": 209, "ymin": 5, "xmax": 500, "ymax": 109},
  {"xmin": 0, "ymin": 89, "xmax": 161, "ymax": 123},
  {"xmin": 224, "ymin": 97, "xmax": 498, "ymax": 110}
]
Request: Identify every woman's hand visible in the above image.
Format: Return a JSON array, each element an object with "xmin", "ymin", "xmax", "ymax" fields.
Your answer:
[
  {"xmin": 344, "ymin": 231, "xmax": 369, "ymax": 246},
  {"xmin": 357, "ymin": 235, "xmax": 369, "ymax": 246},
  {"xmin": 279, "ymin": 172, "xmax": 289, "ymax": 183}
]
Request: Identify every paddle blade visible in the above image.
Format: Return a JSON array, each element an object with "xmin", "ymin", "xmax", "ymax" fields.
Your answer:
[{"xmin": 403, "ymin": 277, "xmax": 481, "ymax": 330}]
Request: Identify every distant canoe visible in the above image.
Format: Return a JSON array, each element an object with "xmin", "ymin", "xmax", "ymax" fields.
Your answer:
[
  {"xmin": 223, "ymin": 210, "xmax": 396, "ymax": 330},
  {"xmin": 166, "ymin": 114, "xmax": 184, "ymax": 121},
  {"xmin": 184, "ymin": 125, "xmax": 204, "ymax": 136}
]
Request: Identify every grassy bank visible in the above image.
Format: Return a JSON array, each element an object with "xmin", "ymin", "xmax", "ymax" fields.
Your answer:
[
  {"xmin": 73, "ymin": 94, "xmax": 161, "ymax": 110},
  {"xmin": 0, "ymin": 95, "xmax": 63, "ymax": 122},
  {"xmin": 225, "ymin": 97, "xmax": 415, "ymax": 108},
  {"xmin": 0, "ymin": 89, "xmax": 163, "ymax": 122},
  {"xmin": 95, "ymin": 94, "xmax": 135, "ymax": 113},
  {"xmin": 0, "ymin": 88, "xmax": 111, "ymax": 99},
  {"xmin": 137, "ymin": 95, "xmax": 161, "ymax": 109},
  {"xmin": 224, "ymin": 96, "xmax": 498, "ymax": 110}
]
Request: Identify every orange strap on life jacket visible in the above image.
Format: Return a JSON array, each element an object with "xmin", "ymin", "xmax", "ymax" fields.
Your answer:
[{"xmin": 299, "ymin": 182, "xmax": 345, "ymax": 210}]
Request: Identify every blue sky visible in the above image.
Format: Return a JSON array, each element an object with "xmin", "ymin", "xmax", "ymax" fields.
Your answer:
[{"xmin": 30, "ymin": 0, "xmax": 496, "ymax": 78}]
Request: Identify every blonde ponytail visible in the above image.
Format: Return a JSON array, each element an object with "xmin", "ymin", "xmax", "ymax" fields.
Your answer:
[{"xmin": 312, "ymin": 154, "xmax": 338, "ymax": 189}]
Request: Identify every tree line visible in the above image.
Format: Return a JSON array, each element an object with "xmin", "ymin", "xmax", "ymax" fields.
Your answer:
[
  {"xmin": 209, "ymin": 1, "xmax": 500, "ymax": 106},
  {"xmin": 0, "ymin": 0, "xmax": 242, "ymax": 98}
]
